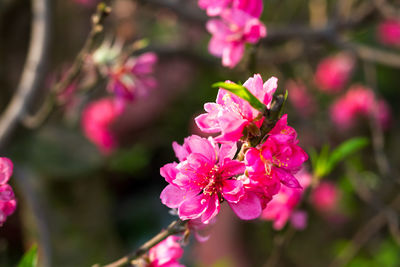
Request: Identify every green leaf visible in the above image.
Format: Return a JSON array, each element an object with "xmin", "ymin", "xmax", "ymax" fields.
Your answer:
[
  {"xmin": 212, "ymin": 82, "xmax": 266, "ymax": 112},
  {"xmin": 17, "ymin": 244, "xmax": 38, "ymax": 267},
  {"xmin": 326, "ymin": 137, "xmax": 369, "ymax": 174}
]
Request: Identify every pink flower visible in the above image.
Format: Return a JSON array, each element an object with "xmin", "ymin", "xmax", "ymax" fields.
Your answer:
[
  {"xmin": 108, "ymin": 53, "xmax": 157, "ymax": 102},
  {"xmin": 286, "ymin": 79, "xmax": 316, "ymax": 117},
  {"xmin": 377, "ymin": 19, "xmax": 400, "ymax": 46},
  {"xmin": 231, "ymin": 115, "xmax": 308, "ymax": 221},
  {"xmin": 310, "ymin": 181, "xmax": 339, "ymax": 213},
  {"xmin": 261, "ymin": 169, "xmax": 311, "ymax": 230},
  {"xmin": 330, "ymin": 85, "xmax": 392, "ymax": 130},
  {"xmin": 147, "ymin": 236, "xmax": 185, "ymax": 267},
  {"xmin": 314, "ymin": 53, "xmax": 355, "ymax": 93},
  {"xmin": 195, "ymin": 75, "xmax": 277, "ymax": 142},
  {"xmin": 245, "ymin": 115, "xmax": 308, "ymax": 189},
  {"xmin": 206, "ymin": 9, "xmax": 266, "ymax": 68},
  {"xmin": 0, "ymin": 157, "xmax": 16, "ymax": 226},
  {"xmin": 198, "ymin": 0, "xmax": 232, "ymax": 16},
  {"xmin": 160, "ymin": 135, "xmax": 255, "ymax": 223},
  {"xmin": 81, "ymin": 98, "xmax": 123, "ymax": 154},
  {"xmin": 198, "ymin": 0, "xmax": 263, "ymax": 17}
]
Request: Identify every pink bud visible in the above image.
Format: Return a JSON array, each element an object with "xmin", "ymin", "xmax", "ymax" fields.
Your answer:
[
  {"xmin": 311, "ymin": 181, "xmax": 340, "ymax": 213},
  {"xmin": 377, "ymin": 19, "xmax": 400, "ymax": 47},
  {"xmin": 314, "ymin": 53, "xmax": 355, "ymax": 93}
]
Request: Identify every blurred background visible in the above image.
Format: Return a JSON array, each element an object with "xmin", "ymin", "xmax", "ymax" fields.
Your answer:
[{"xmin": 0, "ymin": 0, "xmax": 399, "ymax": 266}]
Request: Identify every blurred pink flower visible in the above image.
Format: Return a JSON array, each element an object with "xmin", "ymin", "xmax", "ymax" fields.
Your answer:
[
  {"xmin": 206, "ymin": 8, "xmax": 266, "ymax": 68},
  {"xmin": 81, "ymin": 98, "xmax": 123, "ymax": 154},
  {"xmin": 261, "ymin": 169, "xmax": 311, "ymax": 230},
  {"xmin": 0, "ymin": 157, "xmax": 16, "ymax": 226},
  {"xmin": 160, "ymin": 135, "xmax": 253, "ymax": 223},
  {"xmin": 195, "ymin": 75, "xmax": 277, "ymax": 142},
  {"xmin": 198, "ymin": 0, "xmax": 232, "ymax": 16},
  {"xmin": 310, "ymin": 181, "xmax": 340, "ymax": 213},
  {"xmin": 314, "ymin": 53, "xmax": 355, "ymax": 93},
  {"xmin": 330, "ymin": 85, "xmax": 392, "ymax": 130},
  {"xmin": 199, "ymin": 0, "xmax": 263, "ymax": 17},
  {"xmin": 148, "ymin": 236, "xmax": 185, "ymax": 267},
  {"xmin": 377, "ymin": 19, "xmax": 400, "ymax": 46},
  {"xmin": 108, "ymin": 53, "xmax": 157, "ymax": 102},
  {"xmin": 286, "ymin": 79, "xmax": 316, "ymax": 117}
]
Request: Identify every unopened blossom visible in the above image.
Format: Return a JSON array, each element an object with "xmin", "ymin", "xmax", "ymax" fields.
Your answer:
[
  {"xmin": 198, "ymin": 0, "xmax": 263, "ymax": 17},
  {"xmin": 108, "ymin": 52, "xmax": 157, "ymax": 102},
  {"xmin": 160, "ymin": 135, "xmax": 252, "ymax": 223},
  {"xmin": 0, "ymin": 157, "xmax": 17, "ymax": 226},
  {"xmin": 286, "ymin": 79, "xmax": 316, "ymax": 117},
  {"xmin": 310, "ymin": 181, "xmax": 340, "ymax": 213},
  {"xmin": 81, "ymin": 98, "xmax": 123, "ymax": 154},
  {"xmin": 330, "ymin": 85, "xmax": 392, "ymax": 130},
  {"xmin": 206, "ymin": 8, "xmax": 266, "ymax": 68},
  {"xmin": 314, "ymin": 53, "xmax": 355, "ymax": 93},
  {"xmin": 377, "ymin": 19, "xmax": 400, "ymax": 47},
  {"xmin": 261, "ymin": 169, "xmax": 311, "ymax": 230},
  {"xmin": 245, "ymin": 114, "xmax": 308, "ymax": 190},
  {"xmin": 147, "ymin": 236, "xmax": 185, "ymax": 267},
  {"xmin": 195, "ymin": 75, "xmax": 277, "ymax": 142}
]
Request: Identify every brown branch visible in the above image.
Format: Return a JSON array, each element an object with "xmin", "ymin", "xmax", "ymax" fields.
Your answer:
[
  {"xmin": 0, "ymin": 0, "xmax": 50, "ymax": 150},
  {"xmin": 22, "ymin": 2, "xmax": 111, "ymax": 129},
  {"xmin": 371, "ymin": 0, "xmax": 400, "ymax": 18},
  {"xmin": 93, "ymin": 219, "xmax": 187, "ymax": 267},
  {"xmin": 135, "ymin": 0, "xmax": 207, "ymax": 25}
]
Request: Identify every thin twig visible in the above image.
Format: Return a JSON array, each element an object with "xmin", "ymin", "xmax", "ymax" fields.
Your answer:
[
  {"xmin": 22, "ymin": 2, "xmax": 111, "ymax": 129},
  {"xmin": 329, "ymin": 194, "xmax": 400, "ymax": 267},
  {"xmin": 0, "ymin": 0, "xmax": 50, "ymax": 150},
  {"xmin": 263, "ymin": 227, "xmax": 296, "ymax": 267},
  {"xmin": 93, "ymin": 219, "xmax": 187, "ymax": 267},
  {"xmin": 371, "ymin": 0, "xmax": 400, "ymax": 18}
]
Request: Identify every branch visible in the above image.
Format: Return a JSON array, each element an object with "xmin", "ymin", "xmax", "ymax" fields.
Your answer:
[
  {"xmin": 22, "ymin": 2, "xmax": 111, "ymax": 129},
  {"xmin": 93, "ymin": 219, "xmax": 187, "ymax": 267},
  {"xmin": 0, "ymin": 0, "xmax": 50, "ymax": 150},
  {"xmin": 135, "ymin": 0, "xmax": 207, "ymax": 25},
  {"xmin": 329, "ymin": 194, "xmax": 400, "ymax": 267}
]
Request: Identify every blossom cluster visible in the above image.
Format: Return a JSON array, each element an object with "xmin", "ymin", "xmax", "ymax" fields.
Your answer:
[
  {"xmin": 0, "ymin": 157, "xmax": 16, "ymax": 226},
  {"xmin": 330, "ymin": 85, "xmax": 391, "ymax": 130},
  {"xmin": 81, "ymin": 47, "xmax": 157, "ymax": 154},
  {"xmin": 160, "ymin": 74, "xmax": 308, "ymax": 227},
  {"xmin": 199, "ymin": 0, "xmax": 267, "ymax": 68}
]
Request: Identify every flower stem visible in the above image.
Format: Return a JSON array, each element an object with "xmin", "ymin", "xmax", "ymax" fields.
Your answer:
[{"xmin": 93, "ymin": 219, "xmax": 187, "ymax": 267}]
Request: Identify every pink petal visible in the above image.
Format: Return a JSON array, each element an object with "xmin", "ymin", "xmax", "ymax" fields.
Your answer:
[
  {"xmin": 178, "ymin": 194, "xmax": 209, "ymax": 221},
  {"xmin": 222, "ymin": 179, "xmax": 244, "ymax": 203},
  {"xmin": 229, "ymin": 192, "xmax": 262, "ymax": 220},
  {"xmin": 290, "ymin": 210, "xmax": 308, "ymax": 230},
  {"xmin": 222, "ymin": 42, "xmax": 245, "ymax": 68},
  {"xmin": 200, "ymin": 194, "xmax": 220, "ymax": 223},
  {"xmin": 0, "ymin": 184, "xmax": 14, "ymax": 202},
  {"xmin": 160, "ymin": 163, "xmax": 178, "ymax": 184},
  {"xmin": 273, "ymin": 167, "xmax": 301, "ymax": 188},
  {"xmin": 0, "ymin": 158, "xmax": 13, "ymax": 185},
  {"xmin": 160, "ymin": 185, "xmax": 197, "ymax": 209},
  {"xmin": 218, "ymin": 142, "xmax": 238, "ymax": 162},
  {"xmin": 220, "ymin": 159, "xmax": 245, "ymax": 177}
]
